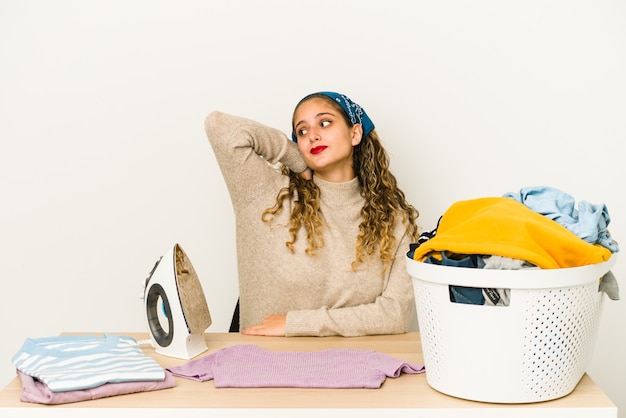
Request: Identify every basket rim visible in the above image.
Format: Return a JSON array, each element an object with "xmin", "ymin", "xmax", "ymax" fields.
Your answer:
[{"xmin": 405, "ymin": 253, "xmax": 617, "ymax": 289}]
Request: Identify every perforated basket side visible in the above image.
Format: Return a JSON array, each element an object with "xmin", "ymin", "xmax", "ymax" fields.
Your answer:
[
  {"xmin": 520, "ymin": 282, "xmax": 604, "ymax": 401},
  {"xmin": 413, "ymin": 279, "xmax": 443, "ymax": 381}
]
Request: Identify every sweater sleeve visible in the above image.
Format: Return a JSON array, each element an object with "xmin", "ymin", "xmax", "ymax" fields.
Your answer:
[
  {"xmin": 204, "ymin": 111, "xmax": 308, "ymax": 205},
  {"xmin": 285, "ymin": 230, "xmax": 416, "ymax": 337}
]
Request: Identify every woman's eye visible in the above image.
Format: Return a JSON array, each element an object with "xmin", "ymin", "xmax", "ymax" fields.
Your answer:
[
  {"xmin": 298, "ymin": 129, "xmax": 307, "ymax": 136},
  {"xmin": 321, "ymin": 120, "xmax": 331, "ymax": 127}
]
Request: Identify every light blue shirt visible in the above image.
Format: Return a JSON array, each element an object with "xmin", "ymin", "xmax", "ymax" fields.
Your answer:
[{"xmin": 504, "ymin": 186, "xmax": 619, "ymax": 253}]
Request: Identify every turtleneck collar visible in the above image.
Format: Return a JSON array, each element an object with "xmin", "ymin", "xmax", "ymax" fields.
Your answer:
[{"xmin": 312, "ymin": 175, "xmax": 362, "ymax": 209}]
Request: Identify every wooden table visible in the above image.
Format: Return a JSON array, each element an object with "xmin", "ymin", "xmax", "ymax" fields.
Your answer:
[{"xmin": 0, "ymin": 332, "xmax": 617, "ymax": 417}]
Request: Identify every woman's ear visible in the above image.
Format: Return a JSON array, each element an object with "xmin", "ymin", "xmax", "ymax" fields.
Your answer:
[{"xmin": 351, "ymin": 124, "xmax": 363, "ymax": 146}]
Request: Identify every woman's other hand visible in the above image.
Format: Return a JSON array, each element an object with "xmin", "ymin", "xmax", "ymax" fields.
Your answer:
[{"xmin": 241, "ymin": 314, "xmax": 286, "ymax": 336}]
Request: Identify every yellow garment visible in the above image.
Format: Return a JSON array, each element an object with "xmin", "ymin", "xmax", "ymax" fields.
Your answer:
[{"xmin": 413, "ymin": 197, "xmax": 611, "ymax": 269}]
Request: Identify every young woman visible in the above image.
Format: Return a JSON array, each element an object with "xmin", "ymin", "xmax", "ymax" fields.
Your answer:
[{"xmin": 206, "ymin": 91, "xmax": 419, "ymax": 337}]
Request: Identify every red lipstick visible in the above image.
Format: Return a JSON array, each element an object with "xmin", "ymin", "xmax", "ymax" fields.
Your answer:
[{"xmin": 311, "ymin": 146, "xmax": 327, "ymax": 155}]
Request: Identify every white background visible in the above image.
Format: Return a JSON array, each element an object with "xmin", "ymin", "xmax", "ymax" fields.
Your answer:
[{"xmin": 1, "ymin": 0, "xmax": 624, "ymax": 413}]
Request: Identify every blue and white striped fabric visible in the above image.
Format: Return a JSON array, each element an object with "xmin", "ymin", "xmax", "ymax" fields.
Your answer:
[{"xmin": 12, "ymin": 334, "xmax": 165, "ymax": 392}]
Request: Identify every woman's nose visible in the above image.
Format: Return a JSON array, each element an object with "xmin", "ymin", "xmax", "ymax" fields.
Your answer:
[{"xmin": 308, "ymin": 128, "xmax": 320, "ymax": 142}]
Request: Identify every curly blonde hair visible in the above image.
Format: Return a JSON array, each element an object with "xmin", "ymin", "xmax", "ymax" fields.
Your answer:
[{"xmin": 262, "ymin": 94, "xmax": 419, "ymax": 273}]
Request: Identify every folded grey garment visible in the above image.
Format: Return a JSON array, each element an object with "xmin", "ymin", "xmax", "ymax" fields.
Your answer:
[
  {"xmin": 16, "ymin": 370, "xmax": 176, "ymax": 405},
  {"xmin": 482, "ymin": 255, "xmax": 538, "ymax": 271}
]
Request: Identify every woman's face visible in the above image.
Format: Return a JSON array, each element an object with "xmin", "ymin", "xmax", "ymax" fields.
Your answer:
[{"xmin": 292, "ymin": 97, "xmax": 362, "ymax": 182}]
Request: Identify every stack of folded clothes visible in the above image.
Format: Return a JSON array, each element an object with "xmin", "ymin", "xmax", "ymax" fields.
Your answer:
[{"xmin": 11, "ymin": 334, "xmax": 175, "ymax": 404}]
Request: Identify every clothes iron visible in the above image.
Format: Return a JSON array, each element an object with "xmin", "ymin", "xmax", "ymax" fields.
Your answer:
[{"xmin": 142, "ymin": 243, "xmax": 212, "ymax": 359}]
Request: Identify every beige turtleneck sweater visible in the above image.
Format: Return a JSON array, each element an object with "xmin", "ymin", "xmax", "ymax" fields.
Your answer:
[{"xmin": 205, "ymin": 111, "xmax": 415, "ymax": 337}]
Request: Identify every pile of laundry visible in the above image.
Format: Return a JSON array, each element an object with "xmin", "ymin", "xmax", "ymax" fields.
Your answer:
[
  {"xmin": 11, "ymin": 334, "xmax": 174, "ymax": 405},
  {"xmin": 408, "ymin": 186, "xmax": 620, "ymax": 306}
]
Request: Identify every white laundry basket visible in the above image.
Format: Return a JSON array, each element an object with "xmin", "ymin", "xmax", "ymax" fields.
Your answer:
[{"xmin": 406, "ymin": 254, "xmax": 616, "ymax": 403}]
